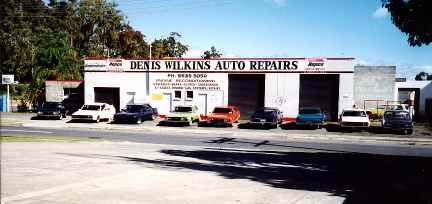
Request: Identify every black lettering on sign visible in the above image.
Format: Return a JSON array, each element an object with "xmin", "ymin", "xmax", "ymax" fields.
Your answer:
[
  {"xmin": 130, "ymin": 61, "xmax": 137, "ymax": 69},
  {"xmin": 292, "ymin": 61, "xmax": 298, "ymax": 70},
  {"xmin": 250, "ymin": 61, "xmax": 257, "ymax": 70}
]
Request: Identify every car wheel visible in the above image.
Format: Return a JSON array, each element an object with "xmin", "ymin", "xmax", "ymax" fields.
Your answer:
[
  {"xmin": 136, "ymin": 118, "xmax": 142, "ymax": 124},
  {"xmin": 186, "ymin": 121, "xmax": 191, "ymax": 126}
]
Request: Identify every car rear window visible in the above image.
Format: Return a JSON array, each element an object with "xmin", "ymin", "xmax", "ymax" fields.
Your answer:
[
  {"xmin": 175, "ymin": 106, "xmax": 192, "ymax": 112},
  {"xmin": 126, "ymin": 105, "xmax": 143, "ymax": 112},
  {"xmin": 213, "ymin": 108, "xmax": 231, "ymax": 113},
  {"xmin": 82, "ymin": 105, "xmax": 101, "ymax": 110},
  {"xmin": 343, "ymin": 111, "xmax": 366, "ymax": 117},
  {"xmin": 385, "ymin": 111, "xmax": 410, "ymax": 119}
]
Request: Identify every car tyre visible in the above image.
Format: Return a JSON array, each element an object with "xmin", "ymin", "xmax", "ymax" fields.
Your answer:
[{"xmin": 403, "ymin": 129, "xmax": 413, "ymax": 135}]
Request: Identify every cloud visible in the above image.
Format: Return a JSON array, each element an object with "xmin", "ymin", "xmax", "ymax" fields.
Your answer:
[{"xmin": 372, "ymin": 7, "xmax": 389, "ymax": 19}]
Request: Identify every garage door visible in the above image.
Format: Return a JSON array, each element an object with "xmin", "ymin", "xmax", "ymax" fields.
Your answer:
[
  {"xmin": 94, "ymin": 87, "xmax": 120, "ymax": 112},
  {"xmin": 229, "ymin": 74, "xmax": 265, "ymax": 119},
  {"xmin": 299, "ymin": 74, "xmax": 339, "ymax": 121}
]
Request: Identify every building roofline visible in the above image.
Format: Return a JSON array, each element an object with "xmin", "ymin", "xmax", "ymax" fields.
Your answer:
[{"xmin": 84, "ymin": 57, "xmax": 355, "ymax": 61}]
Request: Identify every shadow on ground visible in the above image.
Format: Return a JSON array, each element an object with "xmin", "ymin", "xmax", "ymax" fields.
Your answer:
[
  {"xmin": 117, "ymin": 149, "xmax": 431, "ymax": 204},
  {"xmin": 59, "ymin": 145, "xmax": 432, "ymax": 204}
]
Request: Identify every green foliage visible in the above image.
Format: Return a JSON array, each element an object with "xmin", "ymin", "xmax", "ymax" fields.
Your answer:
[
  {"xmin": 151, "ymin": 32, "xmax": 189, "ymax": 59},
  {"xmin": 118, "ymin": 25, "xmax": 149, "ymax": 58},
  {"xmin": 382, "ymin": 0, "xmax": 432, "ymax": 46},
  {"xmin": 202, "ymin": 46, "xmax": 223, "ymax": 59},
  {"xmin": 1, "ymin": 0, "xmax": 191, "ymax": 107},
  {"xmin": 415, "ymin": 72, "xmax": 432, "ymax": 80}
]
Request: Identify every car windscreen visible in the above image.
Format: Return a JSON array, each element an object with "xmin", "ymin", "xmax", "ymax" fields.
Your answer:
[
  {"xmin": 343, "ymin": 111, "xmax": 366, "ymax": 117},
  {"xmin": 254, "ymin": 109, "xmax": 275, "ymax": 116},
  {"xmin": 213, "ymin": 108, "xmax": 231, "ymax": 113},
  {"xmin": 299, "ymin": 108, "xmax": 321, "ymax": 114},
  {"xmin": 42, "ymin": 102, "xmax": 61, "ymax": 108},
  {"xmin": 126, "ymin": 105, "xmax": 143, "ymax": 112},
  {"xmin": 385, "ymin": 111, "xmax": 410, "ymax": 119},
  {"xmin": 81, "ymin": 105, "xmax": 100, "ymax": 111},
  {"xmin": 175, "ymin": 106, "xmax": 192, "ymax": 112}
]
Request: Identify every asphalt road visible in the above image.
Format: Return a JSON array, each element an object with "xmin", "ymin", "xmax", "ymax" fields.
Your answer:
[{"xmin": 3, "ymin": 125, "xmax": 432, "ymax": 157}]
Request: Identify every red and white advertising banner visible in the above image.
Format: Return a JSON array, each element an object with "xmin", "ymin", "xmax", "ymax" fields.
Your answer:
[{"xmin": 84, "ymin": 58, "xmax": 344, "ymax": 73}]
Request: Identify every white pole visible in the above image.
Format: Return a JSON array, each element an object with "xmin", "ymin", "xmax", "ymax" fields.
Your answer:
[
  {"xmin": 149, "ymin": 43, "xmax": 152, "ymax": 60},
  {"xmin": 7, "ymin": 84, "xmax": 10, "ymax": 112}
]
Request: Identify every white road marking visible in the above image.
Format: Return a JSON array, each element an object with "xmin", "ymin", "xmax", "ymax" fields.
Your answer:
[{"xmin": 2, "ymin": 129, "xmax": 53, "ymax": 134}]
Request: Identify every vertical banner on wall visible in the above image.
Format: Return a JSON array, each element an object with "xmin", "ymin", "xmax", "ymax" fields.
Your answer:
[{"xmin": 2, "ymin": 75, "xmax": 14, "ymax": 112}]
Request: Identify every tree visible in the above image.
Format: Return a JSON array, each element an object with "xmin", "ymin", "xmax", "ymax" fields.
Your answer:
[
  {"xmin": 382, "ymin": 0, "xmax": 432, "ymax": 46},
  {"xmin": 118, "ymin": 25, "xmax": 149, "ymax": 58},
  {"xmin": 202, "ymin": 46, "xmax": 223, "ymax": 59},
  {"xmin": 415, "ymin": 72, "xmax": 432, "ymax": 80},
  {"xmin": 75, "ymin": 0, "xmax": 125, "ymax": 57},
  {"xmin": 151, "ymin": 32, "xmax": 188, "ymax": 59}
]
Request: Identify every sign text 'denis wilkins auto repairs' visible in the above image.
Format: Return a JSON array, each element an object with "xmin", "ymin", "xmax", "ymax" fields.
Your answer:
[{"xmin": 84, "ymin": 58, "xmax": 327, "ymax": 72}]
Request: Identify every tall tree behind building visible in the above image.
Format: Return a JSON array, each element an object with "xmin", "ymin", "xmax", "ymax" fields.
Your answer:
[{"xmin": 202, "ymin": 46, "xmax": 223, "ymax": 59}]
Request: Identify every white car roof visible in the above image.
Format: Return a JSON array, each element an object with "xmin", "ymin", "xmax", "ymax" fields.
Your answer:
[{"xmin": 343, "ymin": 108, "xmax": 366, "ymax": 112}]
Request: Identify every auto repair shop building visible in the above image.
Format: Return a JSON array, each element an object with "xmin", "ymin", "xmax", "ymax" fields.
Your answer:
[{"xmin": 84, "ymin": 58, "xmax": 354, "ymax": 120}]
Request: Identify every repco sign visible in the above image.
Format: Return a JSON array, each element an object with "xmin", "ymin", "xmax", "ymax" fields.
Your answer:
[
  {"xmin": 305, "ymin": 58, "xmax": 326, "ymax": 72},
  {"xmin": 108, "ymin": 59, "xmax": 124, "ymax": 72}
]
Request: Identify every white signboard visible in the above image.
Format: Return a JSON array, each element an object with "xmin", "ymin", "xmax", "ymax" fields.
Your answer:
[
  {"xmin": 84, "ymin": 58, "xmax": 332, "ymax": 73},
  {"xmin": 1, "ymin": 75, "xmax": 14, "ymax": 84}
]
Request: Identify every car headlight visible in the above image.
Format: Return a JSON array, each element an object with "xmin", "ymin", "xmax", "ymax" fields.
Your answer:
[{"xmin": 37, "ymin": 111, "xmax": 43, "ymax": 114}]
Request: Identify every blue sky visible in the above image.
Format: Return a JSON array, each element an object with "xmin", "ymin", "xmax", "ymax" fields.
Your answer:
[{"xmin": 116, "ymin": 0, "xmax": 431, "ymax": 78}]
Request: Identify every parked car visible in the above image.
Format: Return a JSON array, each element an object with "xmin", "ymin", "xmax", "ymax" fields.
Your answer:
[
  {"xmin": 296, "ymin": 107, "xmax": 326, "ymax": 129},
  {"xmin": 36, "ymin": 102, "xmax": 66, "ymax": 120},
  {"xmin": 339, "ymin": 109, "xmax": 370, "ymax": 129},
  {"xmin": 382, "ymin": 110, "xmax": 413, "ymax": 135},
  {"xmin": 198, "ymin": 106, "xmax": 240, "ymax": 127},
  {"xmin": 114, "ymin": 104, "xmax": 158, "ymax": 124},
  {"xmin": 159, "ymin": 105, "xmax": 200, "ymax": 126},
  {"xmin": 71, "ymin": 103, "xmax": 116, "ymax": 123},
  {"xmin": 243, "ymin": 107, "xmax": 282, "ymax": 129}
]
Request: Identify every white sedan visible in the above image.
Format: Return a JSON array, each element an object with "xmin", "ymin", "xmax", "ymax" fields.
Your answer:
[
  {"xmin": 339, "ymin": 109, "xmax": 370, "ymax": 129},
  {"xmin": 72, "ymin": 103, "xmax": 116, "ymax": 123}
]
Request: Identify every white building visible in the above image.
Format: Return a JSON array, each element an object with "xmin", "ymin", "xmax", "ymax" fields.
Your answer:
[
  {"xmin": 395, "ymin": 80, "xmax": 432, "ymax": 119},
  {"xmin": 84, "ymin": 58, "xmax": 355, "ymax": 120}
]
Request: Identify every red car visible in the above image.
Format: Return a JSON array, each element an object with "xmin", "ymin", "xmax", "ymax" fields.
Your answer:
[{"xmin": 198, "ymin": 106, "xmax": 240, "ymax": 127}]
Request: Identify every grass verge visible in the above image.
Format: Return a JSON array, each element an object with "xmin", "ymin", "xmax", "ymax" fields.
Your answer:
[{"xmin": 1, "ymin": 134, "xmax": 101, "ymax": 142}]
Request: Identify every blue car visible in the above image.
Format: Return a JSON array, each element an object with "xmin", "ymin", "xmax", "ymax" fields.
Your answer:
[
  {"xmin": 296, "ymin": 107, "xmax": 326, "ymax": 129},
  {"xmin": 382, "ymin": 110, "xmax": 413, "ymax": 135},
  {"xmin": 113, "ymin": 104, "xmax": 158, "ymax": 124}
]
